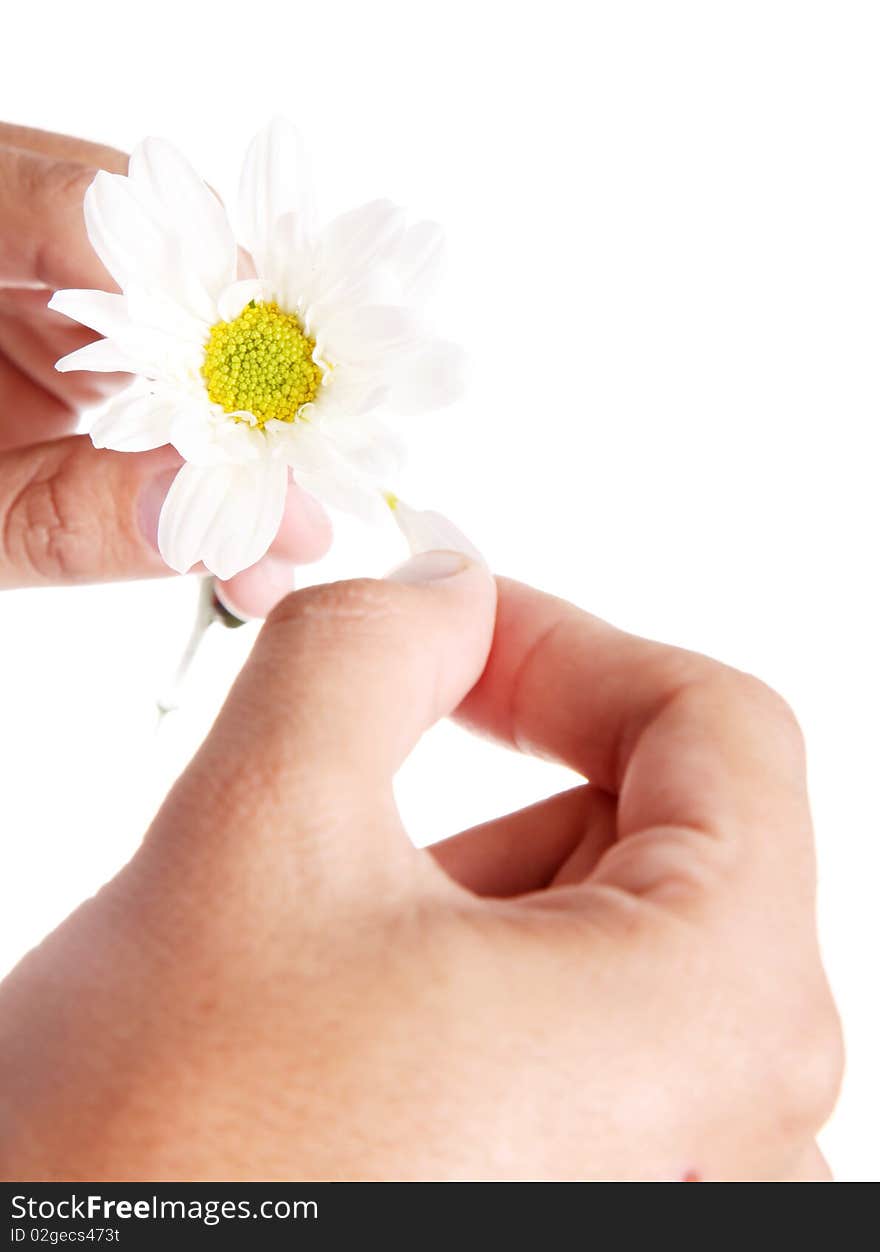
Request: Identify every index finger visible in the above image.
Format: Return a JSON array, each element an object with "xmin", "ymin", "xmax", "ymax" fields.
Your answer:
[
  {"xmin": 0, "ymin": 132, "xmax": 126, "ymax": 290},
  {"xmin": 457, "ymin": 579, "xmax": 809, "ymax": 853},
  {"xmin": 0, "ymin": 122, "xmax": 128, "ymax": 175}
]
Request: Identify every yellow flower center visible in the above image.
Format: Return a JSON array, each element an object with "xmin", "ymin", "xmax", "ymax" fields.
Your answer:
[{"xmin": 201, "ymin": 300, "xmax": 322, "ymax": 426}]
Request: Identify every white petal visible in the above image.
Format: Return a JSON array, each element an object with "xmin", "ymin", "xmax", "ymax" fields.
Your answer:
[
  {"xmin": 313, "ymin": 304, "xmax": 423, "ymax": 366},
  {"xmin": 216, "ymin": 279, "xmax": 273, "ymax": 322},
  {"xmin": 296, "ymin": 466, "xmax": 386, "ymax": 524},
  {"xmin": 266, "ymin": 213, "xmax": 317, "ymax": 311},
  {"xmin": 238, "ymin": 118, "xmax": 314, "ymax": 275},
  {"xmin": 49, "ymin": 289, "xmax": 131, "ymax": 339},
  {"xmin": 50, "ymin": 287, "xmax": 205, "ymax": 381},
  {"xmin": 57, "ymin": 327, "xmax": 202, "ymax": 380},
  {"xmin": 89, "ymin": 390, "xmax": 175, "ymax": 451},
  {"xmin": 84, "ymin": 171, "xmax": 215, "ymax": 322},
  {"xmin": 386, "ymin": 340, "xmax": 468, "ymax": 414},
  {"xmin": 128, "ymin": 138, "xmax": 237, "ymax": 300},
  {"xmin": 314, "ymin": 365, "xmax": 387, "ymax": 418},
  {"xmin": 123, "ymin": 283, "xmax": 211, "ymax": 348},
  {"xmin": 323, "ymin": 413, "xmax": 406, "ymax": 480},
  {"xmin": 310, "ymin": 200, "xmax": 406, "ymax": 306},
  {"xmin": 55, "ymin": 338, "xmax": 139, "ymax": 374},
  {"xmin": 168, "ymin": 408, "xmax": 226, "ymax": 466},
  {"xmin": 158, "ymin": 457, "xmax": 287, "ymax": 579},
  {"xmin": 392, "ymin": 500, "xmax": 484, "ymax": 563},
  {"xmin": 84, "ymin": 171, "xmax": 165, "ymax": 292},
  {"xmin": 273, "ymin": 423, "xmax": 387, "ymax": 524},
  {"xmin": 386, "ymin": 220, "xmax": 445, "ymax": 304},
  {"xmin": 170, "ymin": 405, "xmax": 268, "ymax": 467}
]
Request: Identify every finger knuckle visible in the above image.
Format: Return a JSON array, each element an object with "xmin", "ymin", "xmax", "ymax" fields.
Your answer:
[
  {"xmin": 2, "ymin": 445, "xmax": 102, "ymax": 582},
  {"xmin": 736, "ymin": 672, "xmax": 805, "ymax": 749},
  {"xmin": 679, "ymin": 668, "xmax": 805, "ymax": 758},
  {"xmin": 30, "ymin": 161, "xmax": 97, "ymax": 285},
  {"xmin": 42, "ymin": 158, "xmax": 95, "ymax": 205},
  {"xmin": 592, "ymin": 825, "xmax": 730, "ymax": 902}
]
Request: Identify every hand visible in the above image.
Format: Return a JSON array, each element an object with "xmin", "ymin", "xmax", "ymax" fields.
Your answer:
[
  {"xmin": 0, "ymin": 122, "xmax": 329, "ymax": 614},
  {"xmin": 0, "ymin": 558, "xmax": 842, "ymax": 1180}
]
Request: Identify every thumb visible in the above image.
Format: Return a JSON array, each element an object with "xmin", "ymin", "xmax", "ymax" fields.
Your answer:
[
  {"xmin": 156, "ymin": 553, "xmax": 497, "ymax": 882},
  {"xmin": 0, "ymin": 435, "xmax": 179, "ymax": 587}
]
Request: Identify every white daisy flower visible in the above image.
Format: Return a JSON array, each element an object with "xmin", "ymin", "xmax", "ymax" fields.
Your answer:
[{"xmin": 48, "ymin": 119, "xmax": 474, "ymax": 580}]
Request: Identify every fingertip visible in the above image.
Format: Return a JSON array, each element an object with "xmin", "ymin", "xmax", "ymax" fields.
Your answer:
[
  {"xmin": 213, "ymin": 555, "xmax": 498, "ymax": 813},
  {"xmin": 268, "ymin": 482, "xmax": 332, "ymax": 564},
  {"xmin": 381, "ymin": 553, "xmax": 498, "ymax": 716},
  {"xmin": 215, "ymin": 556, "xmax": 297, "ymax": 621},
  {"xmin": 214, "ymin": 482, "xmax": 329, "ymax": 618}
]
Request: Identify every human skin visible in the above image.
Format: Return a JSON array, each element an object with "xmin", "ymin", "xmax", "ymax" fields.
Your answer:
[
  {"xmin": 0, "ymin": 556, "xmax": 843, "ymax": 1181},
  {"xmin": 0, "ymin": 121, "xmax": 331, "ymax": 615}
]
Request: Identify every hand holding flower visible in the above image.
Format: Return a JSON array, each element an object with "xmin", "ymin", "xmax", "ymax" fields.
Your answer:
[
  {"xmin": 0, "ymin": 123, "xmax": 329, "ymax": 616},
  {"xmin": 48, "ymin": 118, "xmax": 470, "ymax": 586}
]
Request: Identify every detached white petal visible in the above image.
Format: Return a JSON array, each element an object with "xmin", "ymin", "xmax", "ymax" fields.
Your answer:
[
  {"xmin": 392, "ymin": 501, "xmax": 484, "ymax": 563},
  {"xmin": 158, "ymin": 457, "xmax": 288, "ymax": 579}
]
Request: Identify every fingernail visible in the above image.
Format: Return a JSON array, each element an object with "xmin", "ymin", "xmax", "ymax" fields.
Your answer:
[
  {"xmin": 213, "ymin": 580, "xmax": 256, "ymax": 623},
  {"xmin": 215, "ymin": 556, "xmax": 297, "ymax": 621},
  {"xmin": 137, "ymin": 468, "xmax": 178, "ymax": 552},
  {"xmin": 386, "ymin": 550, "xmax": 471, "ymax": 583}
]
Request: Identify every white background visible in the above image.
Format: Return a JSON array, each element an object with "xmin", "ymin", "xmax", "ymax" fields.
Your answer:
[{"xmin": 1, "ymin": 0, "xmax": 877, "ymax": 1180}]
